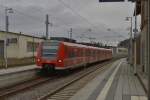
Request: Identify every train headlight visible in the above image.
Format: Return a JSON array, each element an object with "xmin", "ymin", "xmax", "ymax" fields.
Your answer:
[
  {"xmin": 58, "ymin": 59, "xmax": 62, "ymax": 63},
  {"xmin": 37, "ymin": 58, "xmax": 40, "ymax": 62}
]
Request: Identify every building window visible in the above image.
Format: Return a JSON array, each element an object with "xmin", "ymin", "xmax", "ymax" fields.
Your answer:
[
  {"xmin": 8, "ymin": 38, "xmax": 18, "ymax": 43},
  {"xmin": 6, "ymin": 38, "xmax": 18, "ymax": 46},
  {"xmin": 27, "ymin": 42, "xmax": 39, "ymax": 52}
]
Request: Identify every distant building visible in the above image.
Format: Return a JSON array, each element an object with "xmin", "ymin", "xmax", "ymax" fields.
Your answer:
[{"xmin": 0, "ymin": 31, "xmax": 44, "ymax": 59}]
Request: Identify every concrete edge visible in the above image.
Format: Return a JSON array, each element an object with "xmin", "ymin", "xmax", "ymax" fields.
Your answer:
[
  {"xmin": 0, "ymin": 65, "xmax": 37, "ymax": 76},
  {"xmin": 137, "ymin": 73, "xmax": 148, "ymax": 95}
]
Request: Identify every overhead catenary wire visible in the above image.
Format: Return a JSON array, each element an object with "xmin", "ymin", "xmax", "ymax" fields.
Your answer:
[
  {"xmin": 0, "ymin": 3, "xmax": 106, "ymax": 38},
  {"xmin": 0, "ymin": 3, "xmax": 100, "ymax": 35},
  {"xmin": 0, "ymin": 4, "xmax": 43, "ymax": 23},
  {"xmin": 0, "ymin": 4, "xmax": 46, "ymax": 36},
  {"xmin": 56, "ymin": 0, "xmax": 106, "ymax": 34},
  {"xmin": 0, "ymin": 4, "xmax": 76, "ymax": 35}
]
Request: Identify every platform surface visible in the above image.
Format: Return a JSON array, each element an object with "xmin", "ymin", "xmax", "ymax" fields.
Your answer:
[
  {"xmin": 70, "ymin": 59, "xmax": 147, "ymax": 100},
  {"xmin": 0, "ymin": 65, "xmax": 37, "ymax": 75}
]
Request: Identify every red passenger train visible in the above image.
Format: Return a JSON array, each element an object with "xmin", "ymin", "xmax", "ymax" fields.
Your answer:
[{"xmin": 36, "ymin": 40, "xmax": 112, "ymax": 71}]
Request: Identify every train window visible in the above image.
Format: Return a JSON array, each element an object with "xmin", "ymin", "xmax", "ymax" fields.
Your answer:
[
  {"xmin": 79, "ymin": 49, "xmax": 81, "ymax": 57},
  {"xmin": 87, "ymin": 50, "xmax": 90, "ymax": 56},
  {"xmin": 90, "ymin": 50, "xmax": 93, "ymax": 56},
  {"xmin": 94, "ymin": 50, "xmax": 96, "ymax": 56},
  {"xmin": 68, "ymin": 48, "xmax": 76, "ymax": 58},
  {"xmin": 43, "ymin": 49, "xmax": 57, "ymax": 53},
  {"xmin": 83, "ymin": 49, "xmax": 85, "ymax": 57},
  {"xmin": 88, "ymin": 50, "xmax": 91, "ymax": 56},
  {"xmin": 90, "ymin": 50, "xmax": 92, "ymax": 56},
  {"xmin": 86, "ymin": 49, "xmax": 89, "ymax": 56},
  {"xmin": 81, "ymin": 49, "xmax": 84, "ymax": 57},
  {"xmin": 42, "ymin": 48, "xmax": 58, "ymax": 58},
  {"xmin": 43, "ymin": 45, "xmax": 58, "ymax": 49},
  {"xmin": 93, "ymin": 50, "xmax": 95, "ymax": 56},
  {"xmin": 85, "ymin": 49, "xmax": 87, "ymax": 56},
  {"xmin": 74, "ymin": 48, "xmax": 78, "ymax": 57},
  {"xmin": 42, "ymin": 53, "xmax": 56, "ymax": 58},
  {"xmin": 80, "ymin": 49, "xmax": 82, "ymax": 57},
  {"xmin": 64, "ymin": 46, "xmax": 68, "ymax": 57},
  {"xmin": 98, "ymin": 50, "xmax": 100, "ymax": 55},
  {"xmin": 43, "ymin": 40, "xmax": 60, "ymax": 46},
  {"xmin": 42, "ymin": 41, "xmax": 59, "ymax": 58},
  {"xmin": 80, "ymin": 48, "xmax": 83, "ymax": 57},
  {"xmin": 78, "ymin": 48, "xmax": 80, "ymax": 57},
  {"xmin": 69, "ymin": 52, "xmax": 72, "ymax": 58},
  {"xmin": 89, "ymin": 50, "xmax": 92, "ymax": 56}
]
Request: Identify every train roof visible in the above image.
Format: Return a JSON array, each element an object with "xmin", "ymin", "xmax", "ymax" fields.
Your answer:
[{"xmin": 62, "ymin": 41, "xmax": 112, "ymax": 51}]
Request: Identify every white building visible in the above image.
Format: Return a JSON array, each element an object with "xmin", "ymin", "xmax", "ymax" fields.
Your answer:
[{"xmin": 0, "ymin": 31, "xmax": 44, "ymax": 59}]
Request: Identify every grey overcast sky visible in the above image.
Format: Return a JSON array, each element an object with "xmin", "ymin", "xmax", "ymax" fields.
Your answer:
[{"xmin": 0, "ymin": 0, "xmax": 140, "ymax": 45}]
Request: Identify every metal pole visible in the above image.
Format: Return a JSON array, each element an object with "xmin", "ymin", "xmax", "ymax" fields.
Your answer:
[
  {"xmin": 130, "ymin": 17, "xmax": 133, "ymax": 66},
  {"xmin": 45, "ymin": 14, "xmax": 49, "ymax": 40},
  {"xmin": 5, "ymin": 8, "xmax": 8, "ymax": 68},
  {"xmin": 70, "ymin": 28, "xmax": 72, "ymax": 40},
  {"xmin": 4, "ymin": 8, "xmax": 13, "ymax": 68},
  {"xmin": 32, "ymin": 37, "xmax": 34, "ymax": 62},
  {"xmin": 5, "ymin": 9, "xmax": 9, "ymax": 32},
  {"xmin": 134, "ymin": 2, "xmax": 137, "ymax": 75},
  {"xmin": 68, "ymin": 31, "xmax": 70, "ymax": 39},
  {"xmin": 134, "ymin": 39, "xmax": 137, "ymax": 74},
  {"xmin": 147, "ymin": 0, "xmax": 150, "ymax": 98}
]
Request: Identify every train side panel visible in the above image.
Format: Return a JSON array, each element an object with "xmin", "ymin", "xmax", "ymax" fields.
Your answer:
[{"xmin": 36, "ymin": 41, "xmax": 113, "ymax": 71}]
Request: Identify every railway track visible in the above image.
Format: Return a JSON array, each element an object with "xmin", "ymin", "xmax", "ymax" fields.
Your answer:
[
  {"xmin": 0, "ymin": 59, "xmax": 117, "ymax": 100},
  {"xmin": 38, "ymin": 61, "xmax": 113, "ymax": 100},
  {"xmin": 0, "ymin": 75, "xmax": 60, "ymax": 99}
]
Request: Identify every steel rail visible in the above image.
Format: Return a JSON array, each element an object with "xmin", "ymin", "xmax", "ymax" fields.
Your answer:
[
  {"xmin": 0, "ymin": 76, "xmax": 59, "ymax": 99},
  {"xmin": 38, "ymin": 60, "xmax": 114, "ymax": 100},
  {"xmin": 0, "ymin": 59, "xmax": 117, "ymax": 100}
]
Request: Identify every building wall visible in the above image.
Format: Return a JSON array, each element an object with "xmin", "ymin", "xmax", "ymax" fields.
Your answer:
[
  {"xmin": 0, "ymin": 32, "xmax": 20, "ymax": 58},
  {"xmin": 138, "ymin": 0, "xmax": 148, "ymax": 74},
  {"xmin": 136, "ymin": 35, "xmax": 141, "ymax": 65},
  {"xmin": 18, "ymin": 35, "xmax": 43, "ymax": 58},
  {"xmin": 0, "ymin": 31, "xmax": 43, "ymax": 59},
  {"xmin": 140, "ymin": 26, "xmax": 148, "ymax": 73}
]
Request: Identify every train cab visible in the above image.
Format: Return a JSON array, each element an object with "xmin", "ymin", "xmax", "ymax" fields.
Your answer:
[{"xmin": 36, "ymin": 40, "xmax": 62, "ymax": 70}]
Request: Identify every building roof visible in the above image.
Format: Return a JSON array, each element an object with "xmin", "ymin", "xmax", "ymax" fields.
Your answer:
[{"xmin": 0, "ymin": 31, "xmax": 44, "ymax": 39}]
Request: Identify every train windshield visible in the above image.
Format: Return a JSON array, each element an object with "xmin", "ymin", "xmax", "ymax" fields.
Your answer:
[{"xmin": 42, "ymin": 41, "xmax": 60, "ymax": 59}]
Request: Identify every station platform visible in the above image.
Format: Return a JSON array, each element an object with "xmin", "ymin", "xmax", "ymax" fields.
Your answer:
[
  {"xmin": 0, "ymin": 65, "xmax": 37, "ymax": 75},
  {"xmin": 70, "ymin": 59, "xmax": 147, "ymax": 100}
]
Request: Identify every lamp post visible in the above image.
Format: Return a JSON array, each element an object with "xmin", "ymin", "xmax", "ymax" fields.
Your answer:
[
  {"xmin": 147, "ymin": 0, "xmax": 150, "ymax": 99},
  {"xmin": 125, "ymin": 17, "xmax": 133, "ymax": 66},
  {"xmin": 5, "ymin": 7, "xmax": 14, "ymax": 68}
]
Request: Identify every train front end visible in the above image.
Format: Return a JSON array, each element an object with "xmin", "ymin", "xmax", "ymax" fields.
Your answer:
[{"xmin": 36, "ymin": 40, "xmax": 64, "ymax": 71}]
